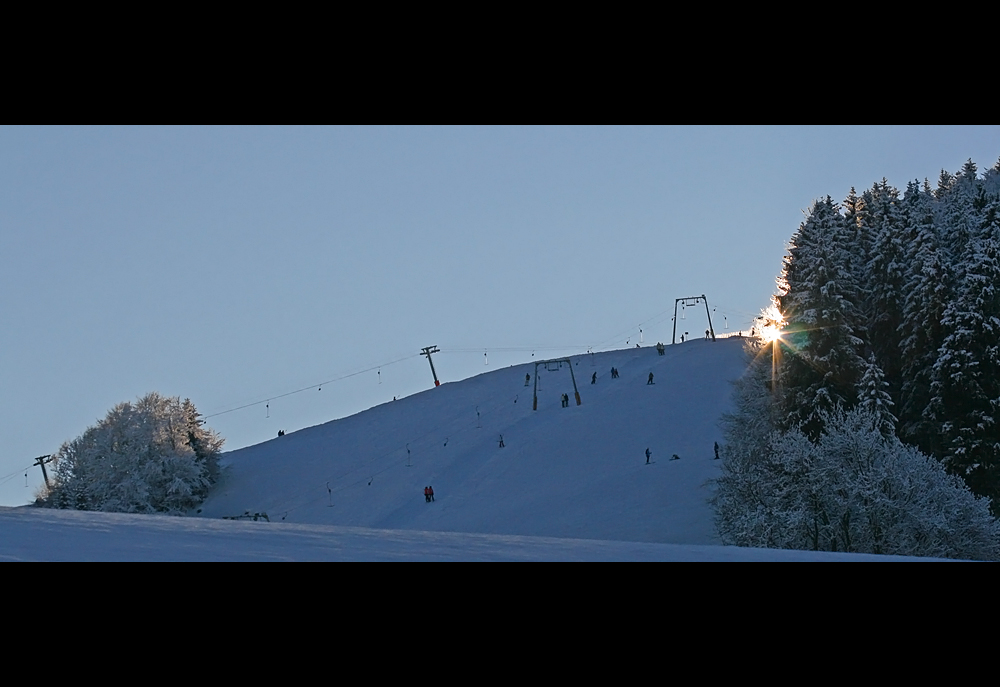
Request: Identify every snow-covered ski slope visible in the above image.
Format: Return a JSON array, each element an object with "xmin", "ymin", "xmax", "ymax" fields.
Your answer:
[
  {"xmin": 0, "ymin": 338, "xmax": 940, "ymax": 559},
  {"xmin": 199, "ymin": 338, "xmax": 749, "ymax": 545}
]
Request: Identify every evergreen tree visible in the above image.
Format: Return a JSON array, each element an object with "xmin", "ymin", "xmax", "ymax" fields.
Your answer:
[
  {"xmin": 857, "ymin": 355, "xmax": 897, "ymax": 439},
  {"xmin": 925, "ymin": 185, "xmax": 1000, "ymax": 508},
  {"xmin": 775, "ymin": 197, "xmax": 867, "ymax": 439},
  {"xmin": 897, "ymin": 180, "xmax": 950, "ymax": 452},
  {"xmin": 864, "ymin": 180, "xmax": 908, "ymax": 398}
]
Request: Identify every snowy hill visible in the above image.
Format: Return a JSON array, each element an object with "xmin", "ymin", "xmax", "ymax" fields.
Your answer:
[
  {"xmin": 198, "ymin": 338, "xmax": 750, "ymax": 545},
  {"xmin": 0, "ymin": 337, "xmax": 946, "ymax": 559}
]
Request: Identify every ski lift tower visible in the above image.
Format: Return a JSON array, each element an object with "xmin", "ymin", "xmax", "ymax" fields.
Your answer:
[
  {"xmin": 672, "ymin": 295, "xmax": 716, "ymax": 344},
  {"xmin": 532, "ymin": 357, "xmax": 581, "ymax": 411},
  {"xmin": 421, "ymin": 345, "xmax": 441, "ymax": 387}
]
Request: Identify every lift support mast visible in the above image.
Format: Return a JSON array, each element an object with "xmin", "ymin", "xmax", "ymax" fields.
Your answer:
[
  {"xmin": 672, "ymin": 295, "xmax": 716, "ymax": 344},
  {"xmin": 421, "ymin": 346, "xmax": 441, "ymax": 387}
]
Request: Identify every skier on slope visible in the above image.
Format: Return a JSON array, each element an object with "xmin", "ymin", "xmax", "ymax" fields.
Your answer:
[
  {"xmin": 646, "ymin": 448, "xmax": 652, "ymax": 464},
  {"xmin": 647, "ymin": 372, "xmax": 654, "ymax": 385},
  {"xmin": 592, "ymin": 372, "xmax": 597, "ymax": 385}
]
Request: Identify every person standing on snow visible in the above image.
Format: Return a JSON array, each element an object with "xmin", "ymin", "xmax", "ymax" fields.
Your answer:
[
  {"xmin": 646, "ymin": 448, "xmax": 652, "ymax": 464},
  {"xmin": 647, "ymin": 372, "xmax": 654, "ymax": 385},
  {"xmin": 591, "ymin": 372, "xmax": 597, "ymax": 385}
]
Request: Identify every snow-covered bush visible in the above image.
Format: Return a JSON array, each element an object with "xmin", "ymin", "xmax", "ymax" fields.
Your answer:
[
  {"xmin": 43, "ymin": 393, "xmax": 223, "ymax": 515},
  {"xmin": 714, "ymin": 404, "xmax": 1000, "ymax": 560}
]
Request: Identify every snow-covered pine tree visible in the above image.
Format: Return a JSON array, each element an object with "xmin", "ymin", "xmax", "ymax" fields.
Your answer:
[
  {"xmin": 44, "ymin": 393, "xmax": 223, "ymax": 514},
  {"xmin": 775, "ymin": 197, "xmax": 867, "ymax": 440},
  {"xmin": 841, "ymin": 186, "xmax": 874, "ymax": 299},
  {"xmin": 924, "ymin": 177, "xmax": 1000, "ymax": 508},
  {"xmin": 897, "ymin": 179, "xmax": 950, "ymax": 453},
  {"xmin": 939, "ymin": 160, "xmax": 982, "ymax": 280},
  {"xmin": 857, "ymin": 355, "xmax": 897, "ymax": 439},
  {"xmin": 983, "ymin": 157, "xmax": 1000, "ymax": 197},
  {"xmin": 863, "ymin": 180, "xmax": 908, "ymax": 400}
]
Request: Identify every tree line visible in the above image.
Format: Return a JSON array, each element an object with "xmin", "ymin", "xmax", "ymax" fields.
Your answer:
[{"xmin": 715, "ymin": 158, "xmax": 1000, "ymax": 558}]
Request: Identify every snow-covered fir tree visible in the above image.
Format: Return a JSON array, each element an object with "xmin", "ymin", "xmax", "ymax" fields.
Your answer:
[
  {"xmin": 774, "ymin": 197, "xmax": 867, "ymax": 440},
  {"xmin": 857, "ymin": 355, "xmax": 897, "ymax": 439},
  {"xmin": 897, "ymin": 179, "xmax": 950, "ymax": 452},
  {"xmin": 44, "ymin": 393, "xmax": 224, "ymax": 514},
  {"xmin": 924, "ymin": 183, "xmax": 1000, "ymax": 507},
  {"xmin": 863, "ymin": 180, "xmax": 908, "ymax": 398}
]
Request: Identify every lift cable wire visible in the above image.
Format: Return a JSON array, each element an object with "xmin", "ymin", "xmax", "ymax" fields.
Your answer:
[{"xmin": 202, "ymin": 353, "xmax": 421, "ymax": 420}]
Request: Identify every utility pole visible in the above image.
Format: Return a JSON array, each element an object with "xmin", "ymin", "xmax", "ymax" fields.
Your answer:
[
  {"xmin": 33, "ymin": 455, "xmax": 52, "ymax": 489},
  {"xmin": 421, "ymin": 346, "xmax": 441, "ymax": 387}
]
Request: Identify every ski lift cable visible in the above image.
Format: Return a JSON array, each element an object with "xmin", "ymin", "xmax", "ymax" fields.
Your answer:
[
  {"xmin": 589, "ymin": 304, "xmax": 677, "ymax": 351},
  {"xmin": 0, "ymin": 470, "xmax": 33, "ymax": 488},
  {"xmin": 444, "ymin": 345, "xmax": 590, "ymax": 353},
  {"xmin": 203, "ymin": 352, "xmax": 421, "ymax": 420},
  {"xmin": 0, "ymin": 464, "xmax": 38, "ymax": 485}
]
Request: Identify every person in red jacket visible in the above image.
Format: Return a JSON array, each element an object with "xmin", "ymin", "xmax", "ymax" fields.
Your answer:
[
  {"xmin": 428, "ymin": 486, "xmax": 435, "ymax": 502},
  {"xmin": 424, "ymin": 486, "xmax": 430, "ymax": 503}
]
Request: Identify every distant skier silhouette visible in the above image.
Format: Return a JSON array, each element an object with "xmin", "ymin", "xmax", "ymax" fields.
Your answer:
[
  {"xmin": 498, "ymin": 434, "xmax": 505, "ymax": 448},
  {"xmin": 591, "ymin": 372, "xmax": 597, "ymax": 385},
  {"xmin": 647, "ymin": 373, "xmax": 654, "ymax": 385},
  {"xmin": 646, "ymin": 448, "xmax": 651, "ymax": 464}
]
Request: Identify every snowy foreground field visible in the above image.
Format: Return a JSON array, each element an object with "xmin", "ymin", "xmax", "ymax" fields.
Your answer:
[
  {"xmin": 0, "ymin": 506, "xmax": 925, "ymax": 560},
  {"xmin": 1, "ymin": 340, "xmax": 938, "ymax": 560}
]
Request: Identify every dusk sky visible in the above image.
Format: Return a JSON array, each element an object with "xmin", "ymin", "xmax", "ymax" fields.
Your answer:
[{"xmin": 2, "ymin": 125, "xmax": 998, "ymax": 506}]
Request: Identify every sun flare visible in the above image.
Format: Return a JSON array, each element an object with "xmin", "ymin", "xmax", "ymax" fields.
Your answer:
[
  {"xmin": 758, "ymin": 304, "xmax": 785, "ymax": 343},
  {"xmin": 761, "ymin": 324, "xmax": 783, "ymax": 343}
]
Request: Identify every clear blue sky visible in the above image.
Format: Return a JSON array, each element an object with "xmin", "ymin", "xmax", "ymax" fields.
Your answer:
[{"xmin": 2, "ymin": 125, "xmax": 998, "ymax": 506}]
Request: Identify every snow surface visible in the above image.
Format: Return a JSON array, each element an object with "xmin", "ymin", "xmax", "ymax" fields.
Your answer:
[
  {"xmin": 1, "ymin": 339, "xmax": 943, "ymax": 560},
  {"xmin": 0, "ymin": 506, "xmax": 929, "ymax": 561},
  {"xmin": 199, "ymin": 339, "xmax": 748, "ymax": 543}
]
